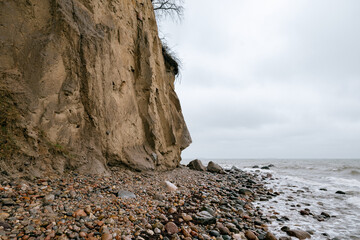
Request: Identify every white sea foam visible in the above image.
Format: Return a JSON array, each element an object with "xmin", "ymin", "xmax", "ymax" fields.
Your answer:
[
  {"xmin": 235, "ymin": 159, "xmax": 360, "ymax": 239},
  {"xmin": 282, "ymin": 175, "xmax": 325, "ymax": 187},
  {"xmin": 347, "ymin": 197, "xmax": 360, "ymax": 208},
  {"xmin": 242, "ymin": 167, "xmax": 274, "ymax": 173},
  {"xmin": 326, "ymin": 176, "xmax": 360, "ymax": 189},
  {"xmin": 207, "ymin": 159, "xmax": 360, "ymax": 239}
]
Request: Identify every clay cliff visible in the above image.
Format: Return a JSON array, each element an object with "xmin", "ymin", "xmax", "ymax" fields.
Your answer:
[{"xmin": 0, "ymin": 0, "xmax": 191, "ymax": 177}]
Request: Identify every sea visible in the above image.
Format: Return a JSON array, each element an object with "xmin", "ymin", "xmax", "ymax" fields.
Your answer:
[{"xmin": 182, "ymin": 159, "xmax": 360, "ymax": 240}]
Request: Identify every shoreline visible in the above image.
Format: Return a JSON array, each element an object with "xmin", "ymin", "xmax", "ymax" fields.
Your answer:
[{"xmin": 1, "ymin": 165, "xmax": 311, "ymax": 240}]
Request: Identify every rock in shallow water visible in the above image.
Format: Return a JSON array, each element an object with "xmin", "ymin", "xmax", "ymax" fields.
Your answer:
[{"xmin": 335, "ymin": 190, "xmax": 346, "ymax": 194}]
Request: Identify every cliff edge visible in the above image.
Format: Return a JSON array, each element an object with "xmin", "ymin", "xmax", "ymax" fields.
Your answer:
[{"xmin": 0, "ymin": 0, "xmax": 191, "ymax": 177}]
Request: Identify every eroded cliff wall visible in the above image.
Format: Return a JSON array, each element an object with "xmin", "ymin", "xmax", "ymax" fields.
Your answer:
[{"xmin": 0, "ymin": 0, "xmax": 191, "ymax": 177}]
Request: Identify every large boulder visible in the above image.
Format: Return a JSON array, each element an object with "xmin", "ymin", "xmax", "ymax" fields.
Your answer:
[
  {"xmin": 187, "ymin": 159, "xmax": 206, "ymax": 171},
  {"xmin": 207, "ymin": 161, "xmax": 225, "ymax": 174}
]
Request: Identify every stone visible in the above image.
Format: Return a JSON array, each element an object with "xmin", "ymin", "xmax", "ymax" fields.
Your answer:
[
  {"xmin": 194, "ymin": 211, "xmax": 216, "ymax": 225},
  {"xmin": 238, "ymin": 188, "xmax": 253, "ymax": 196},
  {"xmin": 216, "ymin": 222, "xmax": 231, "ymax": 235},
  {"xmin": 153, "ymin": 222, "xmax": 164, "ymax": 230},
  {"xmin": 335, "ymin": 190, "xmax": 346, "ymax": 194},
  {"xmin": 209, "ymin": 230, "xmax": 221, "ymax": 237},
  {"xmin": 164, "ymin": 181, "xmax": 178, "ymax": 192},
  {"xmin": 187, "ymin": 159, "xmax": 206, "ymax": 171},
  {"xmin": 233, "ymin": 233, "xmax": 247, "ymax": 240},
  {"xmin": 168, "ymin": 207, "xmax": 177, "ymax": 214},
  {"xmin": 101, "ymin": 233, "xmax": 112, "ymax": 240},
  {"xmin": 84, "ymin": 205, "xmax": 92, "ymax": 215},
  {"xmin": 225, "ymin": 222, "xmax": 237, "ymax": 232},
  {"xmin": 165, "ymin": 222, "xmax": 179, "ymax": 235},
  {"xmin": 181, "ymin": 226, "xmax": 191, "ymax": 238},
  {"xmin": 117, "ymin": 190, "xmax": 136, "ymax": 199},
  {"xmin": 207, "ymin": 161, "xmax": 225, "ymax": 173},
  {"xmin": 286, "ymin": 230, "xmax": 311, "ymax": 239},
  {"xmin": 264, "ymin": 232, "xmax": 277, "ymax": 240},
  {"xmin": 73, "ymin": 209, "xmax": 87, "ymax": 217},
  {"xmin": 0, "ymin": 213, "xmax": 10, "ymax": 221},
  {"xmin": 43, "ymin": 194, "xmax": 55, "ymax": 204},
  {"xmin": 321, "ymin": 212, "xmax": 330, "ymax": 218},
  {"xmin": 181, "ymin": 213, "xmax": 192, "ymax": 222},
  {"xmin": 153, "ymin": 193, "xmax": 166, "ymax": 200},
  {"xmin": 281, "ymin": 226, "xmax": 290, "ymax": 232},
  {"xmin": 1, "ymin": 198, "xmax": 15, "ymax": 206},
  {"xmin": 69, "ymin": 190, "xmax": 77, "ymax": 198},
  {"xmin": 0, "ymin": 221, "xmax": 12, "ymax": 230},
  {"xmin": 245, "ymin": 230, "xmax": 259, "ymax": 240},
  {"xmin": 299, "ymin": 209, "xmax": 311, "ymax": 215}
]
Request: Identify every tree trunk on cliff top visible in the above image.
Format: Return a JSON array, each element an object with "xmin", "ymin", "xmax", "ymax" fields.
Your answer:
[{"xmin": 0, "ymin": 0, "xmax": 191, "ymax": 178}]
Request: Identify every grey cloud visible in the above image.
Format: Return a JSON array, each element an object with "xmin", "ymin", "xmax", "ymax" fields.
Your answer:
[{"xmin": 162, "ymin": 0, "xmax": 360, "ymax": 159}]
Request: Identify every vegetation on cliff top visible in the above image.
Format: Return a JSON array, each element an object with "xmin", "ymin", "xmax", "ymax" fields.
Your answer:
[{"xmin": 152, "ymin": 0, "xmax": 184, "ymax": 77}]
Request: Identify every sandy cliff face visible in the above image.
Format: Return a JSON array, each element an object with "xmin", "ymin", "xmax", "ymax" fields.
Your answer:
[{"xmin": 0, "ymin": 0, "xmax": 191, "ymax": 177}]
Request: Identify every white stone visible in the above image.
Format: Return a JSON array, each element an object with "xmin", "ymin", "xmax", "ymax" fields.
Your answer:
[{"xmin": 164, "ymin": 181, "xmax": 178, "ymax": 191}]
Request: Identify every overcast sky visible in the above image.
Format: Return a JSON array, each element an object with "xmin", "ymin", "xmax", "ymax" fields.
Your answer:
[{"xmin": 159, "ymin": 0, "xmax": 360, "ymax": 159}]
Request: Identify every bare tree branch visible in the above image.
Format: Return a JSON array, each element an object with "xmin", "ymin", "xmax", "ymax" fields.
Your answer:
[{"xmin": 152, "ymin": 0, "xmax": 184, "ymax": 21}]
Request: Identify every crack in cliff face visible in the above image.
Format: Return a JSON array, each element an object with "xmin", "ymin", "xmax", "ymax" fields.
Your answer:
[
  {"xmin": 0, "ymin": 0, "xmax": 191, "ymax": 176},
  {"xmin": 134, "ymin": 19, "xmax": 156, "ymax": 152}
]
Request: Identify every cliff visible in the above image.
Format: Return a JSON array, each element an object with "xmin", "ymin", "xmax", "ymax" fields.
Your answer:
[{"xmin": 0, "ymin": 0, "xmax": 191, "ymax": 177}]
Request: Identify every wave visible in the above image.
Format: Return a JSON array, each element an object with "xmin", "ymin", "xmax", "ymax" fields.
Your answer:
[
  {"xmin": 327, "ymin": 177, "xmax": 360, "ymax": 189},
  {"xmin": 242, "ymin": 167, "xmax": 274, "ymax": 173},
  {"xmin": 283, "ymin": 175, "xmax": 324, "ymax": 187},
  {"xmin": 332, "ymin": 165, "xmax": 360, "ymax": 172},
  {"xmin": 347, "ymin": 197, "xmax": 360, "ymax": 209},
  {"xmin": 350, "ymin": 170, "xmax": 360, "ymax": 176}
]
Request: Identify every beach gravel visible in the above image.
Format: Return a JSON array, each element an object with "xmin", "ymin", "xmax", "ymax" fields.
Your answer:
[{"xmin": 0, "ymin": 165, "xmax": 280, "ymax": 239}]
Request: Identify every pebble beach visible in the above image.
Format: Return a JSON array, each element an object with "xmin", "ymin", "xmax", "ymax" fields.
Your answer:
[{"xmin": 1, "ymin": 162, "xmax": 314, "ymax": 240}]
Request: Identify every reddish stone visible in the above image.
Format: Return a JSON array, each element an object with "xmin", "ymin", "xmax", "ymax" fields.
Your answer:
[
  {"xmin": 245, "ymin": 230, "xmax": 259, "ymax": 240},
  {"xmin": 73, "ymin": 209, "xmax": 87, "ymax": 217},
  {"xmin": 165, "ymin": 222, "xmax": 179, "ymax": 235}
]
